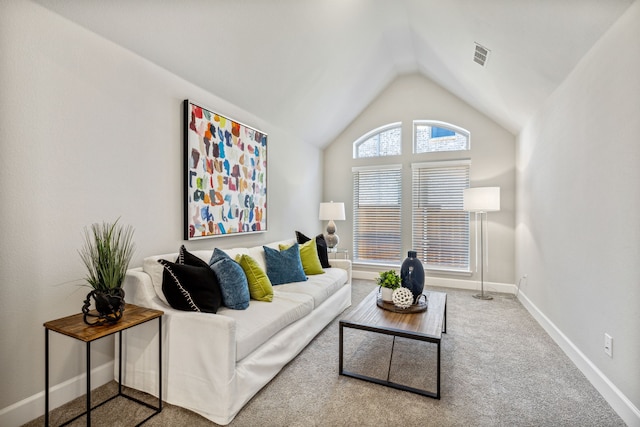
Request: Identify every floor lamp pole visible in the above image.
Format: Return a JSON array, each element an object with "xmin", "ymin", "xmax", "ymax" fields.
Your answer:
[{"xmin": 474, "ymin": 212, "xmax": 493, "ymax": 300}]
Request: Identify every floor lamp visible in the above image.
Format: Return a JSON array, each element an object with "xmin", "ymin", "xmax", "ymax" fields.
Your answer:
[{"xmin": 463, "ymin": 187, "xmax": 500, "ymax": 300}]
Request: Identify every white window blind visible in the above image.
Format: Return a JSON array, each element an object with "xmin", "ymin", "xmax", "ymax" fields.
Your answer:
[
  {"xmin": 411, "ymin": 160, "xmax": 470, "ymax": 272},
  {"xmin": 352, "ymin": 166, "xmax": 402, "ymax": 264}
]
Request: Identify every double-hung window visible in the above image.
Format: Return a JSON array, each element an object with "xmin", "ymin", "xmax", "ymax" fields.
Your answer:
[
  {"xmin": 352, "ymin": 165, "xmax": 402, "ymax": 264},
  {"xmin": 411, "ymin": 160, "xmax": 470, "ymax": 272}
]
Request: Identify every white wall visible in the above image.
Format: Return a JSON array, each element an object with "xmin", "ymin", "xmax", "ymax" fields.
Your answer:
[
  {"xmin": 323, "ymin": 73, "xmax": 516, "ymax": 288},
  {"xmin": 516, "ymin": 0, "xmax": 640, "ymax": 422},
  {"xmin": 0, "ymin": 0, "xmax": 323, "ymax": 421}
]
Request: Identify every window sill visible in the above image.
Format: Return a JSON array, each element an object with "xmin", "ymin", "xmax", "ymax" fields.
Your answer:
[
  {"xmin": 353, "ymin": 261, "xmax": 472, "ymax": 277},
  {"xmin": 425, "ymin": 268, "xmax": 472, "ymax": 277}
]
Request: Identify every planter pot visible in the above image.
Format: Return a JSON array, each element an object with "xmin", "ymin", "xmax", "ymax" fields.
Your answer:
[
  {"xmin": 380, "ymin": 286, "xmax": 394, "ymax": 302},
  {"xmin": 82, "ymin": 288, "xmax": 125, "ymax": 326}
]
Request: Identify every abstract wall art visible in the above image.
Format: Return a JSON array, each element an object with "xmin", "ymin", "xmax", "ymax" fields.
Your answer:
[{"xmin": 183, "ymin": 100, "xmax": 267, "ymax": 240}]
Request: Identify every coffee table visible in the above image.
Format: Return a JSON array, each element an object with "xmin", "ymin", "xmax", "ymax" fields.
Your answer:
[{"xmin": 339, "ymin": 288, "xmax": 447, "ymax": 398}]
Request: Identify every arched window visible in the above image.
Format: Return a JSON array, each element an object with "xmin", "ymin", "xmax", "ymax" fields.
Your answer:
[
  {"xmin": 351, "ymin": 120, "xmax": 471, "ymax": 273},
  {"xmin": 353, "ymin": 122, "xmax": 401, "ymax": 158},
  {"xmin": 414, "ymin": 120, "xmax": 469, "ymax": 153}
]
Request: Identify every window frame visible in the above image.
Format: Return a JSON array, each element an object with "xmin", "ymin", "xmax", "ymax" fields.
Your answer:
[
  {"xmin": 353, "ymin": 122, "xmax": 402, "ymax": 159},
  {"xmin": 413, "ymin": 120, "xmax": 470, "ymax": 153}
]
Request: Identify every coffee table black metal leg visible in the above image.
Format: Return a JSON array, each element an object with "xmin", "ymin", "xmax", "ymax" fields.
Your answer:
[
  {"xmin": 387, "ymin": 336, "xmax": 396, "ymax": 381},
  {"xmin": 338, "ymin": 322, "xmax": 344, "ymax": 374},
  {"xmin": 436, "ymin": 340, "xmax": 441, "ymax": 399},
  {"xmin": 443, "ymin": 301, "xmax": 447, "ymax": 333}
]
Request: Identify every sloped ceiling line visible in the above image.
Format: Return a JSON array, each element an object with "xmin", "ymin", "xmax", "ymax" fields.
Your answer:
[{"xmin": 34, "ymin": 0, "xmax": 635, "ymax": 146}]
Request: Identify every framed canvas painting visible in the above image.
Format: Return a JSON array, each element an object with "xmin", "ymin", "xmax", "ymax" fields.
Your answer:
[{"xmin": 184, "ymin": 100, "xmax": 267, "ymax": 240}]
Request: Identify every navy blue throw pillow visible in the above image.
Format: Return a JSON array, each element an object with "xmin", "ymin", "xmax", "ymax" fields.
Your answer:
[
  {"xmin": 263, "ymin": 243, "xmax": 307, "ymax": 285},
  {"xmin": 208, "ymin": 248, "xmax": 250, "ymax": 310}
]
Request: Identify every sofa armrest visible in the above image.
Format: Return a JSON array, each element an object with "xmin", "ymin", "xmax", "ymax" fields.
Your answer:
[
  {"xmin": 123, "ymin": 268, "xmax": 167, "ymax": 310},
  {"xmin": 328, "ymin": 259, "xmax": 352, "ymax": 284},
  {"xmin": 122, "ymin": 267, "xmax": 239, "ymax": 397}
]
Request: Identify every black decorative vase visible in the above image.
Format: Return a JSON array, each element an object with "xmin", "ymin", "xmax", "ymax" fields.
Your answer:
[
  {"xmin": 82, "ymin": 288, "xmax": 125, "ymax": 326},
  {"xmin": 400, "ymin": 250, "xmax": 425, "ymax": 303}
]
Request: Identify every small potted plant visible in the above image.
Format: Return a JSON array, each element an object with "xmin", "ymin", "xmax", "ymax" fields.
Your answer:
[
  {"xmin": 79, "ymin": 219, "xmax": 135, "ymax": 325},
  {"xmin": 376, "ymin": 270, "xmax": 401, "ymax": 302}
]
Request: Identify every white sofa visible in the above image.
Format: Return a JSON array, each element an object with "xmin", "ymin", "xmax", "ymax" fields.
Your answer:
[{"xmin": 116, "ymin": 239, "xmax": 352, "ymax": 425}]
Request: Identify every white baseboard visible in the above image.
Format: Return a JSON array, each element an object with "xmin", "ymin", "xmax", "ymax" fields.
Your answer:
[
  {"xmin": 353, "ymin": 270, "xmax": 517, "ymax": 295},
  {"xmin": 354, "ymin": 270, "xmax": 639, "ymax": 425},
  {"xmin": 518, "ymin": 290, "xmax": 640, "ymax": 427},
  {"xmin": 0, "ymin": 361, "xmax": 114, "ymax": 427}
]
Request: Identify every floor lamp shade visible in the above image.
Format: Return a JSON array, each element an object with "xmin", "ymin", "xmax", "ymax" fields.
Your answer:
[
  {"xmin": 463, "ymin": 187, "xmax": 500, "ymax": 212},
  {"xmin": 319, "ymin": 202, "xmax": 345, "ymax": 249},
  {"xmin": 463, "ymin": 187, "xmax": 500, "ymax": 300}
]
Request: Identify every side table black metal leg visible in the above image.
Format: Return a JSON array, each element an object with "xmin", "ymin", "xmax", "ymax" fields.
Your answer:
[
  {"xmin": 158, "ymin": 316, "xmax": 163, "ymax": 411},
  {"xmin": 86, "ymin": 341, "xmax": 91, "ymax": 426},
  {"xmin": 45, "ymin": 329, "xmax": 49, "ymax": 427},
  {"xmin": 118, "ymin": 331, "xmax": 123, "ymax": 396}
]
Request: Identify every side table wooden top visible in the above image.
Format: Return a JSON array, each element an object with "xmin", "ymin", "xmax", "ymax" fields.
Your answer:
[{"xmin": 43, "ymin": 304, "xmax": 163, "ymax": 342}]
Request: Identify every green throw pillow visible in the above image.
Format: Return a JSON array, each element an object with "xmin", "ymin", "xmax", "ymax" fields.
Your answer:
[
  {"xmin": 236, "ymin": 254, "xmax": 274, "ymax": 302},
  {"xmin": 280, "ymin": 238, "xmax": 325, "ymax": 275}
]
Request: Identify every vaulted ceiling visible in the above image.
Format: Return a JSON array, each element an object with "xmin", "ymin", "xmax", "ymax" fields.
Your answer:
[{"xmin": 35, "ymin": 0, "xmax": 634, "ymax": 146}]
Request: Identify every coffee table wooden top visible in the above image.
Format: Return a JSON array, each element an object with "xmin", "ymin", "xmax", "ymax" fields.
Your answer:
[
  {"xmin": 44, "ymin": 304, "xmax": 163, "ymax": 342},
  {"xmin": 341, "ymin": 289, "xmax": 446, "ymax": 340}
]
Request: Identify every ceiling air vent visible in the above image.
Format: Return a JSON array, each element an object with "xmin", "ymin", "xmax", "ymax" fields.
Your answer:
[{"xmin": 473, "ymin": 43, "xmax": 490, "ymax": 66}]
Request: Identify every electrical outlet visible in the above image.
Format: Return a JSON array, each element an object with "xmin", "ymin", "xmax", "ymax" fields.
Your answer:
[{"xmin": 604, "ymin": 333, "xmax": 613, "ymax": 357}]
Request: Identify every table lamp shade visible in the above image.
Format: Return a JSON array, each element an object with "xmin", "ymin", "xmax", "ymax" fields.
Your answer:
[
  {"xmin": 319, "ymin": 202, "xmax": 346, "ymax": 221},
  {"xmin": 463, "ymin": 187, "xmax": 500, "ymax": 212}
]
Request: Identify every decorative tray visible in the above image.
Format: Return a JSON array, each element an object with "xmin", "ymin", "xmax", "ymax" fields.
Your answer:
[{"xmin": 376, "ymin": 296, "xmax": 428, "ymax": 313}]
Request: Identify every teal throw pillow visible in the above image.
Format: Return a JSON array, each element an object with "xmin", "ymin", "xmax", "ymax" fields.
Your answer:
[
  {"xmin": 208, "ymin": 248, "xmax": 250, "ymax": 310},
  {"xmin": 263, "ymin": 243, "xmax": 307, "ymax": 285}
]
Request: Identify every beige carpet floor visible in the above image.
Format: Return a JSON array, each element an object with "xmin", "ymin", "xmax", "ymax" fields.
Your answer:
[{"xmin": 25, "ymin": 279, "xmax": 624, "ymax": 426}]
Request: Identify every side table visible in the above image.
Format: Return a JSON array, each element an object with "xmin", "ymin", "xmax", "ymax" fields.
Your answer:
[
  {"xmin": 328, "ymin": 248, "xmax": 349, "ymax": 260},
  {"xmin": 44, "ymin": 304, "xmax": 164, "ymax": 426}
]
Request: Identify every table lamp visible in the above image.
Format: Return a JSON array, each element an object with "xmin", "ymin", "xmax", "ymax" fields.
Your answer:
[{"xmin": 319, "ymin": 201, "xmax": 345, "ymax": 250}]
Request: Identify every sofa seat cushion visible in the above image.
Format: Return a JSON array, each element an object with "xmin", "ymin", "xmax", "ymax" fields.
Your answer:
[
  {"xmin": 273, "ymin": 267, "xmax": 347, "ymax": 308},
  {"xmin": 218, "ymin": 292, "xmax": 314, "ymax": 361}
]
